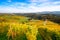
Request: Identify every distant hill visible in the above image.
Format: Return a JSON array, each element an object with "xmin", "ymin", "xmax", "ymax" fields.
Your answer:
[{"xmin": 0, "ymin": 11, "xmax": 60, "ymax": 24}]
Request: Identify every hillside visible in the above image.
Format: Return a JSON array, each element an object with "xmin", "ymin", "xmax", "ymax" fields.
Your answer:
[
  {"xmin": 0, "ymin": 14, "xmax": 60, "ymax": 40},
  {"xmin": 13, "ymin": 13, "xmax": 60, "ymax": 24}
]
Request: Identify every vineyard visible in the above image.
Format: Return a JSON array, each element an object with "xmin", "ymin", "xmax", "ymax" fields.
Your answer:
[{"xmin": 0, "ymin": 15, "xmax": 60, "ymax": 40}]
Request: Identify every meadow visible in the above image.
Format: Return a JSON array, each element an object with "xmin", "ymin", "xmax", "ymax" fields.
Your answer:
[{"xmin": 0, "ymin": 14, "xmax": 60, "ymax": 40}]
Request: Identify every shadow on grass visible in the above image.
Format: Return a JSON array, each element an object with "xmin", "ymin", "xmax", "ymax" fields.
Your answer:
[{"xmin": 36, "ymin": 28, "xmax": 60, "ymax": 40}]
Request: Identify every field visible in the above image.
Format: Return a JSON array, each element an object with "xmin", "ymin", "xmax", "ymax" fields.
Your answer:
[{"xmin": 0, "ymin": 14, "xmax": 60, "ymax": 40}]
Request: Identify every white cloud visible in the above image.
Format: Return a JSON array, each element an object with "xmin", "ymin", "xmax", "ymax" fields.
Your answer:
[
  {"xmin": 0, "ymin": 5, "xmax": 60, "ymax": 13},
  {"xmin": 8, "ymin": 0, "xmax": 12, "ymax": 2},
  {"xmin": 30, "ymin": 0, "xmax": 48, "ymax": 3},
  {"xmin": 0, "ymin": 0, "xmax": 60, "ymax": 13},
  {"xmin": 52, "ymin": 1, "xmax": 60, "ymax": 5}
]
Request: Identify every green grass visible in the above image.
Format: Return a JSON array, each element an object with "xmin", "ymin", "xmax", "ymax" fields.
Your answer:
[{"xmin": 0, "ymin": 15, "xmax": 60, "ymax": 40}]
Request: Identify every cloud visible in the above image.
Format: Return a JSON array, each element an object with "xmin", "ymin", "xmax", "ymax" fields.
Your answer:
[
  {"xmin": 0, "ymin": 0, "xmax": 60, "ymax": 13},
  {"xmin": 0, "ymin": 5, "xmax": 60, "ymax": 13},
  {"xmin": 8, "ymin": 0, "xmax": 12, "ymax": 2},
  {"xmin": 30, "ymin": 0, "xmax": 49, "ymax": 3},
  {"xmin": 52, "ymin": 1, "xmax": 60, "ymax": 5}
]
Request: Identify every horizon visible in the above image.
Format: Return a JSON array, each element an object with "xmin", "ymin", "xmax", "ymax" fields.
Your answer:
[
  {"xmin": 0, "ymin": 11, "xmax": 60, "ymax": 13},
  {"xmin": 0, "ymin": 0, "xmax": 60, "ymax": 13}
]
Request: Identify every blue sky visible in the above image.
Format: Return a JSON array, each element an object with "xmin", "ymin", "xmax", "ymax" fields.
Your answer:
[{"xmin": 0, "ymin": 0, "xmax": 60, "ymax": 13}]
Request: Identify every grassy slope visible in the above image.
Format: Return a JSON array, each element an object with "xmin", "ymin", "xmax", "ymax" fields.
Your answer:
[{"xmin": 0, "ymin": 15, "xmax": 60, "ymax": 40}]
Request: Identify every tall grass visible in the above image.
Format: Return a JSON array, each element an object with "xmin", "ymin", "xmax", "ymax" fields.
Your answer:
[{"xmin": 0, "ymin": 15, "xmax": 60, "ymax": 40}]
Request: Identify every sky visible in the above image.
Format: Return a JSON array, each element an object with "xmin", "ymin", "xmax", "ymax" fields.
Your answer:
[{"xmin": 0, "ymin": 0, "xmax": 60, "ymax": 13}]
